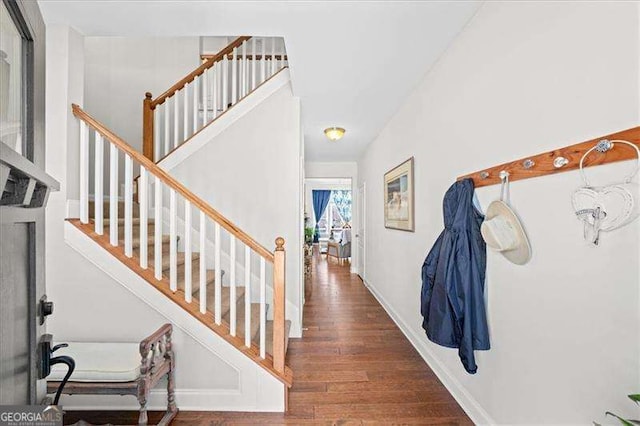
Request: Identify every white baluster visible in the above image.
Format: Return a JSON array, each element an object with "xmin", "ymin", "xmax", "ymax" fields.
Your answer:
[
  {"xmin": 251, "ymin": 38, "xmax": 257, "ymax": 90},
  {"xmin": 244, "ymin": 246, "xmax": 251, "ymax": 347},
  {"xmin": 79, "ymin": 120, "xmax": 89, "ymax": 224},
  {"xmin": 214, "ymin": 222, "xmax": 221, "ymax": 324},
  {"xmin": 199, "ymin": 211, "xmax": 207, "ymax": 314},
  {"xmin": 173, "ymin": 94, "xmax": 179, "ymax": 148},
  {"xmin": 211, "ymin": 64, "xmax": 220, "ymax": 120},
  {"xmin": 202, "ymin": 69, "xmax": 208, "ymax": 127},
  {"xmin": 230, "ymin": 235, "xmax": 236, "ymax": 336},
  {"xmin": 94, "ymin": 132, "xmax": 103, "ymax": 234},
  {"xmin": 154, "ymin": 102, "xmax": 161, "ymax": 161},
  {"xmin": 231, "ymin": 47, "xmax": 237, "ymax": 105},
  {"xmin": 271, "ymin": 37, "xmax": 276, "ymax": 76},
  {"xmin": 164, "ymin": 100, "xmax": 170, "ymax": 156},
  {"xmin": 260, "ymin": 257, "xmax": 266, "ymax": 358},
  {"xmin": 241, "ymin": 40, "xmax": 247, "ymax": 98},
  {"xmin": 139, "ymin": 167, "xmax": 148, "ymax": 269},
  {"xmin": 192, "ymin": 77, "xmax": 198, "ymax": 133},
  {"xmin": 109, "ymin": 142, "xmax": 118, "ymax": 246},
  {"xmin": 183, "ymin": 83, "xmax": 189, "ymax": 141},
  {"xmin": 124, "ymin": 154, "xmax": 133, "ymax": 258},
  {"xmin": 154, "ymin": 176, "xmax": 162, "ymax": 280},
  {"xmin": 169, "ymin": 189, "xmax": 177, "ymax": 291},
  {"xmin": 261, "ymin": 38, "xmax": 266, "ymax": 83},
  {"xmin": 184, "ymin": 200, "xmax": 192, "ymax": 303},
  {"xmin": 222, "ymin": 56, "xmax": 228, "ymax": 111}
]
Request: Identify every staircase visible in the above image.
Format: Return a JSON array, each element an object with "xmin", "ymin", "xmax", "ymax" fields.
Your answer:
[
  {"xmin": 142, "ymin": 36, "xmax": 288, "ymax": 162},
  {"xmin": 82, "ymin": 201, "xmax": 291, "ymax": 356},
  {"xmin": 66, "ymin": 37, "xmax": 294, "ymax": 409}
]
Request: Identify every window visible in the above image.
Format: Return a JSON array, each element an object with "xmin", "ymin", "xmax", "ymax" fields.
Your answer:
[
  {"xmin": 0, "ymin": 0, "xmax": 31, "ymax": 159},
  {"xmin": 317, "ymin": 191, "xmax": 352, "ymax": 237}
]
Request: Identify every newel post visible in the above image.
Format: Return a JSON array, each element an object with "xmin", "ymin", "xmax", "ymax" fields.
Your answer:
[
  {"xmin": 143, "ymin": 92, "xmax": 154, "ymax": 161},
  {"xmin": 273, "ymin": 237, "xmax": 286, "ymax": 373}
]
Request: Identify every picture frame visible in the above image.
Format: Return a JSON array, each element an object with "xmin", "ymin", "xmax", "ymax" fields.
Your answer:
[{"xmin": 384, "ymin": 157, "xmax": 414, "ymax": 232}]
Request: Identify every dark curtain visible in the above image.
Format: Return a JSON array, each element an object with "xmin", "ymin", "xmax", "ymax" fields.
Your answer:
[{"xmin": 312, "ymin": 190, "xmax": 332, "ymax": 243}]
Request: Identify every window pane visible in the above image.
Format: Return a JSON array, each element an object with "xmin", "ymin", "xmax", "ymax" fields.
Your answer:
[{"xmin": 0, "ymin": 2, "xmax": 23, "ymax": 155}]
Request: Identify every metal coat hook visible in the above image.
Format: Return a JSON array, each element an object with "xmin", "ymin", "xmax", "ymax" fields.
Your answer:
[
  {"xmin": 499, "ymin": 170, "xmax": 510, "ymax": 203},
  {"xmin": 595, "ymin": 139, "xmax": 613, "ymax": 153},
  {"xmin": 554, "ymin": 157, "xmax": 569, "ymax": 168}
]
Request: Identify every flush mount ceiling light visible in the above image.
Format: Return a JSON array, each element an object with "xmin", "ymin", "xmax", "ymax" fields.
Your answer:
[{"xmin": 324, "ymin": 127, "xmax": 346, "ymax": 141}]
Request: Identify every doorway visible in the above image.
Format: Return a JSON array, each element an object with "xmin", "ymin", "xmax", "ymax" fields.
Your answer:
[
  {"xmin": 303, "ymin": 178, "xmax": 354, "ymax": 295},
  {"xmin": 357, "ymin": 182, "xmax": 365, "ymax": 282}
]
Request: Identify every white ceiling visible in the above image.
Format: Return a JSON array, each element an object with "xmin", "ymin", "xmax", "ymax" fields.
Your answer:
[{"xmin": 38, "ymin": 1, "xmax": 480, "ymax": 161}]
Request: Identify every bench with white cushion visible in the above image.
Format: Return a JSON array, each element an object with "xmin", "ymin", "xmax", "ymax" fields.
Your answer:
[{"xmin": 47, "ymin": 323, "xmax": 177, "ymax": 426}]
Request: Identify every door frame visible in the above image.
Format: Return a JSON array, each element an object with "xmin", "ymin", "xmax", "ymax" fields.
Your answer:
[
  {"xmin": 0, "ymin": 0, "xmax": 57, "ymax": 404},
  {"xmin": 357, "ymin": 182, "xmax": 365, "ymax": 282}
]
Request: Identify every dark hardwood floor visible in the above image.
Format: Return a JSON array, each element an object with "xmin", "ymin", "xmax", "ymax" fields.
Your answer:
[{"xmin": 63, "ymin": 252, "xmax": 471, "ymax": 425}]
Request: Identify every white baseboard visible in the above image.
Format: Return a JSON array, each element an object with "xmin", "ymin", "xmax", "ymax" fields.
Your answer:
[
  {"xmin": 59, "ymin": 388, "xmax": 253, "ymax": 412},
  {"xmin": 59, "ymin": 387, "xmax": 286, "ymax": 412},
  {"xmin": 363, "ymin": 278, "xmax": 494, "ymax": 426}
]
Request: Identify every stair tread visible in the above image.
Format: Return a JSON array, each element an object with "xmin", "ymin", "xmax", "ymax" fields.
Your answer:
[
  {"xmin": 223, "ymin": 300, "xmax": 261, "ymax": 342},
  {"xmin": 175, "ymin": 262, "xmax": 215, "ymax": 293},
  {"xmin": 130, "ymin": 234, "xmax": 171, "ymax": 248},
  {"xmin": 104, "ymin": 217, "xmax": 154, "ymax": 226},
  {"xmin": 194, "ymin": 285, "xmax": 245, "ymax": 318},
  {"xmin": 89, "ymin": 201, "xmax": 139, "ymax": 217},
  {"xmin": 262, "ymin": 320, "xmax": 292, "ymax": 357}
]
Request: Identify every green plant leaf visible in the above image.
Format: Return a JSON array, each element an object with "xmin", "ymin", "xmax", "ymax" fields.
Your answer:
[
  {"xmin": 606, "ymin": 412, "xmax": 635, "ymax": 426},
  {"xmin": 628, "ymin": 395, "xmax": 640, "ymax": 405}
]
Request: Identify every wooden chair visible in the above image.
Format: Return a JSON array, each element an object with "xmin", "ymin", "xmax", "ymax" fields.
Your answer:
[{"xmin": 47, "ymin": 324, "xmax": 177, "ymax": 426}]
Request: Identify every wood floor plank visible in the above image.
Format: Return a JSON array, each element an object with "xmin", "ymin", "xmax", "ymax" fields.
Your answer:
[{"xmin": 64, "ymin": 251, "xmax": 471, "ymax": 425}]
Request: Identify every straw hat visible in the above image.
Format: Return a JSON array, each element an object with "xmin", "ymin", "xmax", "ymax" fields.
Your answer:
[{"xmin": 480, "ymin": 200, "xmax": 531, "ymax": 265}]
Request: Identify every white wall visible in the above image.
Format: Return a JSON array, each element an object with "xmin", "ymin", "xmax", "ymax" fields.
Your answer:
[
  {"xmin": 305, "ymin": 162, "xmax": 358, "ymax": 273},
  {"xmin": 44, "ymin": 26, "xmax": 265, "ymax": 410},
  {"xmin": 83, "ymin": 36, "xmax": 200, "ymax": 195},
  {"xmin": 168, "ymin": 83, "xmax": 303, "ymax": 333},
  {"xmin": 84, "ymin": 36, "xmax": 200, "ymax": 152},
  {"xmin": 358, "ymin": 3, "xmax": 640, "ymax": 425}
]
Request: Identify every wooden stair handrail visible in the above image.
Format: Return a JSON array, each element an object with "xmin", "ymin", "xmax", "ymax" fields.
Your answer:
[
  {"xmin": 150, "ymin": 36, "xmax": 251, "ymax": 109},
  {"xmin": 72, "ymin": 103, "xmax": 274, "ymax": 263}
]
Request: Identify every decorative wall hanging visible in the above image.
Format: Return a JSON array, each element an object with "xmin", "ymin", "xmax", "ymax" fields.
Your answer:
[
  {"xmin": 572, "ymin": 139, "xmax": 640, "ymax": 246},
  {"xmin": 384, "ymin": 157, "xmax": 414, "ymax": 231}
]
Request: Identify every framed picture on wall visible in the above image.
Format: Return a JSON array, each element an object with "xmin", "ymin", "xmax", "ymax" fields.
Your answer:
[{"xmin": 384, "ymin": 157, "xmax": 414, "ymax": 232}]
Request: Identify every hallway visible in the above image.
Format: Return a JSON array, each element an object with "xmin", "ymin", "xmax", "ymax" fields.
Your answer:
[{"xmin": 65, "ymin": 254, "xmax": 471, "ymax": 425}]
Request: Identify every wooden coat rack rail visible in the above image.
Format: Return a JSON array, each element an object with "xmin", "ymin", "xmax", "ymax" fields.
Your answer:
[{"xmin": 458, "ymin": 126, "xmax": 640, "ymax": 188}]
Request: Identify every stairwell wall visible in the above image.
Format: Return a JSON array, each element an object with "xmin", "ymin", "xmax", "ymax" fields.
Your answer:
[
  {"xmin": 357, "ymin": 2, "xmax": 639, "ymax": 424},
  {"xmin": 83, "ymin": 36, "xmax": 201, "ymax": 195},
  {"xmin": 166, "ymin": 83, "xmax": 303, "ymax": 337}
]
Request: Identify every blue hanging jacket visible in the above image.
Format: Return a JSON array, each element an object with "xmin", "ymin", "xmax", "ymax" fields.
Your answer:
[{"xmin": 421, "ymin": 178, "xmax": 490, "ymax": 374}]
